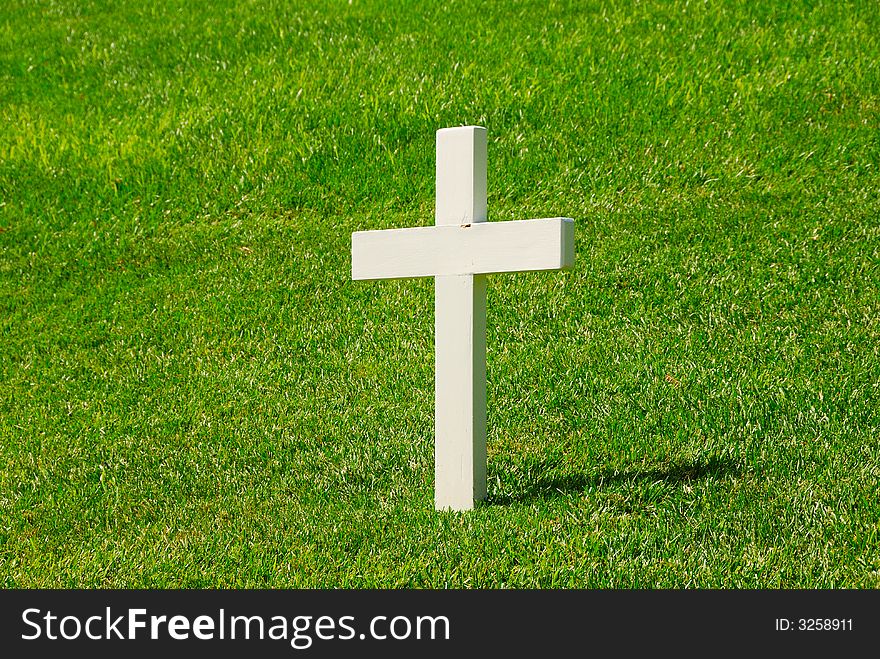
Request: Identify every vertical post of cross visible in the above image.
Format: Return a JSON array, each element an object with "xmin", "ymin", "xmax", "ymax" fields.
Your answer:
[{"xmin": 434, "ymin": 126, "xmax": 488, "ymax": 511}]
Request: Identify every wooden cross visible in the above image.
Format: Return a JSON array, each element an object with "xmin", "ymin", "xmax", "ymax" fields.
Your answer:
[{"xmin": 352, "ymin": 126, "xmax": 575, "ymax": 510}]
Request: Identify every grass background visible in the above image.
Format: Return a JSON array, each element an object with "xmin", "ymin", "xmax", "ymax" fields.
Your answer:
[{"xmin": 1, "ymin": 0, "xmax": 878, "ymax": 587}]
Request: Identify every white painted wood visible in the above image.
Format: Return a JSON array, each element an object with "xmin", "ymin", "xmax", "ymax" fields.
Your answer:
[
  {"xmin": 434, "ymin": 127, "xmax": 486, "ymax": 511},
  {"xmin": 351, "ymin": 217, "xmax": 575, "ymax": 281},
  {"xmin": 351, "ymin": 125, "xmax": 576, "ymax": 511},
  {"xmin": 436, "ymin": 126, "xmax": 487, "ymax": 226},
  {"xmin": 435, "ymin": 273, "xmax": 486, "ymax": 511}
]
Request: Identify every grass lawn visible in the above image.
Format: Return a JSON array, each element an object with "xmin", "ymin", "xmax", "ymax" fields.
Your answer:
[{"xmin": 1, "ymin": 0, "xmax": 878, "ymax": 587}]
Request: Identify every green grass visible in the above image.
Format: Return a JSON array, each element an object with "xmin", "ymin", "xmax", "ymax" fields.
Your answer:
[{"xmin": 1, "ymin": 0, "xmax": 878, "ymax": 587}]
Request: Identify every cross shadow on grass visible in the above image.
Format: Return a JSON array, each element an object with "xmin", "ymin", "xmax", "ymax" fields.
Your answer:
[{"xmin": 485, "ymin": 455, "xmax": 741, "ymax": 506}]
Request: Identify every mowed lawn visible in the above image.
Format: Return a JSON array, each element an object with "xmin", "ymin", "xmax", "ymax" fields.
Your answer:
[{"xmin": 1, "ymin": 0, "xmax": 878, "ymax": 587}]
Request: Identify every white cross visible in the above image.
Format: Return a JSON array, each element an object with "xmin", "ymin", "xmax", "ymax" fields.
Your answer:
[{"xmin": 352, "ymin": 126, "xmax": 575, "ymax": 511}]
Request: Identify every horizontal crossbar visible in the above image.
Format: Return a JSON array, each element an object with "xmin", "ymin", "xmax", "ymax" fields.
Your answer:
[{"xmin": 351, "ymin": 217, "xmax": 574, "ymax": 280}]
